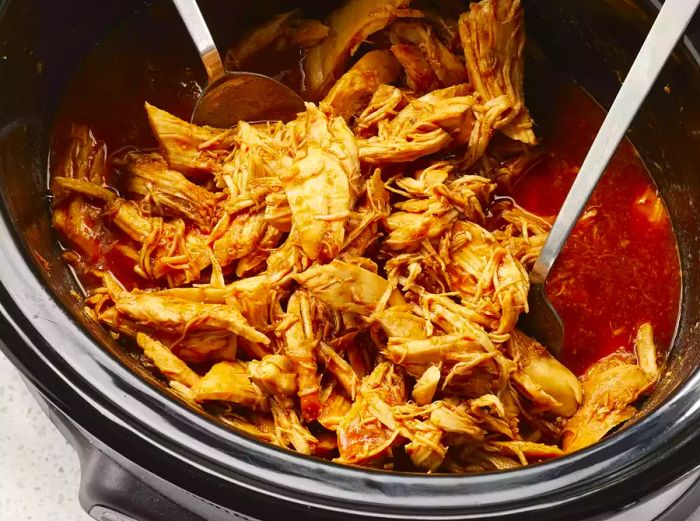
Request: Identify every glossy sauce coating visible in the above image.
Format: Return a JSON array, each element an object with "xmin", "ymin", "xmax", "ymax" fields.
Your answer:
[{"xmin": 511, "ymin": 83, "xmax": 681, "ymax": 375}]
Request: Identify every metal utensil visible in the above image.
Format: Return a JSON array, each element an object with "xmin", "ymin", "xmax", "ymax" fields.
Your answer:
[
  {"xmin": 519, "ymin": 0, "xmax": 700, "ymax": 356},
  {"xmin": 172, "ymin": 0, "xmax": 306, "ymax": 127}
]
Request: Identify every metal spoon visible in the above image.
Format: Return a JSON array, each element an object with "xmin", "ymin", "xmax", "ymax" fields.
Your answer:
[
  {"xmin": 518, "ymin": 0, "xmax": 700, "ymax": 356},
  {"xmin": 172, "ymin": 0, "xmax": 306, "ymax": 127}
]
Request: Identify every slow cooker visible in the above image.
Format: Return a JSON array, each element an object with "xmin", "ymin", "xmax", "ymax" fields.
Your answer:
[{"xmin": 1, "ymin": 0, "xmax": 700, "ymax": 519}]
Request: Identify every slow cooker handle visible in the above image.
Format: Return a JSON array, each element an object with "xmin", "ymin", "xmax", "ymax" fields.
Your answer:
[
  {"xmin": 39, "ymin": 393, "xmax": 205, "ymax": 521},
  {"xmin": 78, "ymin": 448, "xmax": 205, "ymax": 521}
]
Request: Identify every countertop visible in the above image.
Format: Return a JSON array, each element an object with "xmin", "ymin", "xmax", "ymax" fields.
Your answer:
[{"xmin": 0, "ymin": 351, "xmax": 91, "ymax": 520}]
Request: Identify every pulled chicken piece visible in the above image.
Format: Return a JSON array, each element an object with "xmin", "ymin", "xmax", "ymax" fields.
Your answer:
[
  {"xmin": 114, "ymin": 151, "xmax": 218, "ymax": 229},
  {"xmin": 145, "ymin": 102, "xmax": 234, "ymax": 174},
  {"xmin": 458, "ymin": 0, "xmax": 536, "ymax": 144},
  {"xmin": 225, "ymin": 10, "xmax": 301, "ymax": 69},
  {"xmin": 193, "ymin": 360, "xmax": 269, "ymax": 410},
  {"xmin": 336, "ymin": 362, "xmax": 406, "ymax": 465},
  {"xmin": 51, "ymin": 124, "xmax": 112, "ymax": 261},
  {"xmin": 507, "ymin": 330, "xmax": 582, "ymax": 417},
  {"xmin": 280, "ymin": 291, "xmax": 326, "ymax": 422},
  {"xmin": 322, "ymin": 50, "xmax": 402, "ymax": 121},
  {"xmin": 304, "ymin": 0, "xmax": 410, "ymax": 99},
  {"xmin": 389, "ymin": 21, "xmax": 467, "ymax": 93},
  {"xmin": 101, "ymin": 272, "xmax": 270, "ymax": 345},
  {"xmin": 358, "ymin": 84, "xmax": 476, "ymax": 163},
  {"xmin": 294, "ymin": 259, "xmax": 390, "ymax": 315},
  {"xmin": 136, "ymin": 332, "xmax": 200, "ymax": 388},
  {"xmin": 445, "ymin": 221, "xmax": 529, "ymax": 334},
  {"xmin": 283, "ymin": 105, "xmax": 358, "ymax": 261},
  {"xmin": 562, "ymin": 323, "xmax": 659, "ymax": 453}
]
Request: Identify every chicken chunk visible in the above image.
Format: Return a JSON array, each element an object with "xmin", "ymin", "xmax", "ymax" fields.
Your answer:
[
  {"xmin": 248, "ymin": 354, "xmax": 298, "ymax": 399},
  {"xmin": 211, "ymin": 121, "xmax": 288, "ymax": 267},
  {"xmin": 390, "ymin": 43, "xmax": 440, "ymax": 94},
  {"xmin": 52, "ymin": 177, "xmax": 116, "ymax": 204},
  {"xmin": 294, "ymin": 259, "xmax": 390, "ymax": 315},
  {"xmin": 562, "ymin": 323, "xmax": 659, "ymax": 453},
  {"xmin": 385, "ymin": 334, "xmax": 495, "ymax": 383},
  {"xmin": 342, "ymin": 169, "xmax": 390, "ymax": 256},
  {"xmin": 374, "ymin": 306, "xmax": 429, "ymax": 339},
  {"xmin": 225, "ymin": 10, "xmax": 300, "ymax": 69},
  {"xmin": 493, "ymin": 201, "xmax": 551, "ymax": 268},
  {"xmin": 486, "ymin": 441, "xmax": 563, "ymax": 465},
  {"xmin": 508, "ymin": 330, "xmax": 582, "ymax": 417},
  {"xmin": 145, "ymin": 103, "xmax": 234, "ymax": 174},
  {"xmin": 193, "ymin": 361, "xmax": 269, "ymax": 410},
  {"xmin": 446, "ymin": 221, "xmax": 529, "ymax": 334},
  {"xmin": 136, "ymin": 332, "xmax": 200, "ymax": 388},
  {"xmin": 102, "ymin": 273, "xmax": 269, "ymax": 345},
  {"xmin": 51, "ymin": 125, "xmax": 113, "ymax": 260},
  {"xmin": 280, "ymin": 291, "xmax": 325, "ymax": 422},
  {"xmin": 282, "ymin": 105, "xmax": 358, "ymax": 261},
  {"xmin": 384, "ymin": 208, "xmax": 458, "ymax": 251},
  {"xmin": 318, "ymin": 341, "xmax": 360, "ymax": 399},
  {"xmin": 358, "ymin": 84, "xmax": 476, "ymax": 163},
  {"xmin": 389, "ymin": 21, "xmax": 467, "ymax": 93},
  {"xmin": 336, "ymin": 362, "xmax": 406, "ymax": 464},
  {"xmin": 304, "ymin": 0, "xmax": 410, "ymax": 98},
  {"xmin": 322, "ymin": 50, "xmax": 402, "ymax": 121},
  {"xmin": 287, "ymin": 19, "xmax": 331, "ymax": 48},
  {"xmin": 106, "ymin": 198, "xmax": 212, "ymax": 285},
  {"xmin": 114, "ymin": 151, "xmax": 217, "ymax": 229},
  {"xmin": 318, "ymin": 385, "xmax": 353, "ymax": 431},
  {"xmin": 412, "ymin": 365, "xmax": 441, "ymax": 405},
  {"xmin": 458, "ymin": 0, "xmax": 536, "ymax": 144},
  {"xmin": 429, "ymin": 400, "xmax": 485, "ymax": 444},
  {"xmin": 354, "ymin": 84, "xmax": 409, "ymax": 135},
  {"xmin": 271, "ymin": 398, "xmax": 319, "ymax": 455}
]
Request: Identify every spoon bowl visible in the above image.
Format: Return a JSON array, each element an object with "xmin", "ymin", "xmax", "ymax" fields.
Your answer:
[
  {"xmin": 174, "ymin": 0, "xmax": 305, "ymax": 127},
  {"xmin": 519, "ymin": 280, "xmax": 564, "ymax": 357},
  {"xmin": 193, "ymin": 72, "xmax": 305, "ymax": 127}
]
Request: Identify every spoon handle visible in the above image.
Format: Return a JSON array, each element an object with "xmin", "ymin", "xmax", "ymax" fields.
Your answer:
[
  {"xmin": 172, "ymin": 0, "xmax": 225, "ymax": 83},
  {"xmin": 530, "ymin": 0, "xmax": 700, "ymax": 285}
]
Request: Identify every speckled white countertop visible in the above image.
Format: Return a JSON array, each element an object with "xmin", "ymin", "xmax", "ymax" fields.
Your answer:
[{"xmin": 0, "ymin": 351, "xmax": 91, "ymax": 520}]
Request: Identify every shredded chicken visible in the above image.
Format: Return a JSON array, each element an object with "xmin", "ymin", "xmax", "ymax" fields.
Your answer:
[
  {"xmin": 389, "ymin": 21, "xmax": 467, "ymax": 93},
  {"xmin": 114, "ymin": 151, "xmax": 218, "ymax": 229},
  {"xmin": 321, "ymin": 50, "xmax": 402, "ymax": 121},
  {"xmin": 459, "ymin": 0, "xmax": 536, "ymax": 144},
  {"xmin": 225, "ymin": 10, "xmax": 301, "ymax": 70},
  {"xmin": 282, "ymin": 105, "xmax": 358, "ymax": 261},
  {"xmin": 562, "ymin": 323, "xmax": 659, "ymax": 453},
  {"xmin": 50, "ymin": 0, "xmax": 666, "ymax": 474},
  {"xmin": 358, "ymin": 84, "xmax": 476, "ymax": 164},
  {"xmin": 303, "ymin": 0, "xmax": 410, "ymax": 99}
]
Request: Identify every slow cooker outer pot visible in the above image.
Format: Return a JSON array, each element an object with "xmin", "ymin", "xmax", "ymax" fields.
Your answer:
[{"xmin": 1, "ymin": 0, "xmax": 700, "ymax": 519}]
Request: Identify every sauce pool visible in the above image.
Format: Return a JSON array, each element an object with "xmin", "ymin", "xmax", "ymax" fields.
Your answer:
[{"xmin": 511, "ymin": 83, "xmax": 681, "ymax": 375}]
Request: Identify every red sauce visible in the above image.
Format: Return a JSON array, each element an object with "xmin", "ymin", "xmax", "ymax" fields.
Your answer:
[{"xmin": 511, "ymin": 83, "xmax": 681, "ymax": 375}]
